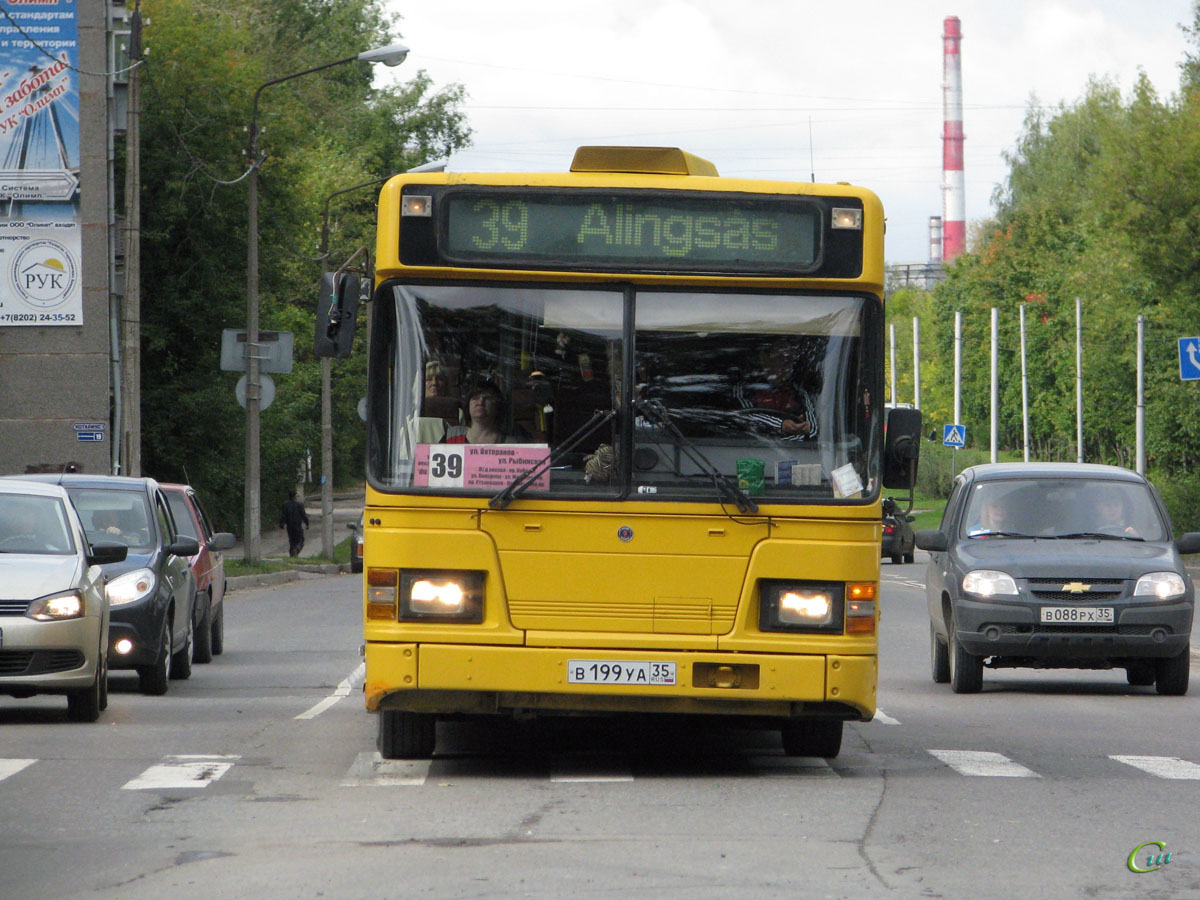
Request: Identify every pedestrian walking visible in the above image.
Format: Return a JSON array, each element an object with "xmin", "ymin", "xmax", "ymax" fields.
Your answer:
[{"xmin": 279, "ymin": 490, "xmax": 309, "ymax": 557}]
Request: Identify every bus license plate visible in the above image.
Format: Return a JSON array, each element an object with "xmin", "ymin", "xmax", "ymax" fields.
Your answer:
[
  {"xmin": 1039, "ymin": 606, "xmax": 1114, "ymax": 624},
  {"xmin": 567, "ymin": 660, "xmax": 676, "ymax": 685}
]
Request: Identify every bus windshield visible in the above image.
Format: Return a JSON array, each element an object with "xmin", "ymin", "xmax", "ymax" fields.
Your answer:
[{"xmin": 368, "ymin": 282, "xmax": 881, "ymax": 504}]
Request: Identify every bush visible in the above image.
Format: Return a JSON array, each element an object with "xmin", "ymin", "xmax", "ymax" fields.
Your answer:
[
  {"xmin": 914, "ymin": 442, "xmax": 993, "ymax": 499},
  {"xmin": 1148, "ymin": 469, "xmax": 1200, "ymax": 537}
]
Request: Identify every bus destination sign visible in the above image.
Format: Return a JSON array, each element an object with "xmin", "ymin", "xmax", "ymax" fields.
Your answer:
[{"xmin": 442, "ymin": 190, "xmax": 823, "ymax": 272}]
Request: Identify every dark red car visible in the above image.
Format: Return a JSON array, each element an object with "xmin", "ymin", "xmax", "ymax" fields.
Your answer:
[{"xmin": 161, "ymin": 484, "xmax": 235, "ymax": 663}]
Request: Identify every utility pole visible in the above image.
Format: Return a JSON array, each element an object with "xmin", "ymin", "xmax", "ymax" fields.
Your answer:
[{"xmin": 120, "ymin": 3, "xmax": 142, "ymax": 475}]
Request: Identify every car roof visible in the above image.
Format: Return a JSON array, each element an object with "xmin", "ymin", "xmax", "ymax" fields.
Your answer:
[
  {"xmin": 962, "ymin": 462, "xmax": 1146, "ymax": 484},
  {"xmin": 158, "ymin": 483, "xmax": 191, "ymax": 493},
  {"xmin": 12, "ymin": 473, "xmax": 161, "ymax": 492},
  {"xmin": 0, "ymin": 477, "xmax": 72, "ymax": 499}
]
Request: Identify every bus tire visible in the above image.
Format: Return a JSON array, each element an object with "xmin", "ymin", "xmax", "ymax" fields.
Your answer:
[
  {"xmin": 379, "ymin": 710, "xmax": 436, "ymax": 759},
  {"xmin": 780, "ymin": 719, "xmax": 842, "ymax": 758}
]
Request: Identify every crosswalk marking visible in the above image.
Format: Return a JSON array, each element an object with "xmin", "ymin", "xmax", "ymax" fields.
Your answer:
[
  {"xmin": 1111, "ymin": 755, "xmax": 1200, "ymax": 780},
  {"xmin": 342, "ymin": 751, "xmax": 430, "ymax": 786},
  {"xmin": 122, "ymin": 755, "xmax": 240, "ymax": 790},
  {"xmin": 0, "ymin": 759, "xmax": 35, "ymax": 782},
  {"xmin": 550, "ymin": 755, "xmax": 634, "ymax": 782},
  {"xmin": 928, "ymin": 749, "xmax": 1039, "ymax": 778}
]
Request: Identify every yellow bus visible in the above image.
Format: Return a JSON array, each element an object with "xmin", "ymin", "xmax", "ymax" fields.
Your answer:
[{"xmin": 343, "ymin": 146, "xmax": 921, "ymax": 759}]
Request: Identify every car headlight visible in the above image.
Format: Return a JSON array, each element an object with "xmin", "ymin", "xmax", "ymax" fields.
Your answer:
[
  {"xmin": 759, "ymin": 580, "xmax": 845, "ymax": 633},
  {"xmin": 106, "ymin": 568, "xmax": 156, "ymax": 607},
  {"xmin": 1133, "ymin": 571, "xmax": 1187, "ymax": 601},
  {"xmin": 962, "ymin": 569, "xmax": 1018, "ymax": 598},
  {"xmin": 26, "ymin": 589, "xmax": 85, "ymax": 621},
  {"xmin": 397, "ymin": 570, "xmax": 484, "ymax": 623}
]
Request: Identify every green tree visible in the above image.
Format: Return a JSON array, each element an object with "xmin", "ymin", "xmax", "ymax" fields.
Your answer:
[{"xmin": 136, "ymin": 0, "xmax": 471, "ymax": 533}]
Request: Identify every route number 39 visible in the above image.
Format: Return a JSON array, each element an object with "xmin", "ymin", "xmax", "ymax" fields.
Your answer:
[{"xmin": 427, "ymin": 450, "xmax": 464, "ymax": 487}]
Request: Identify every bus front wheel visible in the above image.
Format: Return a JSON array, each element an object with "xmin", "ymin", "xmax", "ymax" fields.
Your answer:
[
  {"xmin": 379, "ymin": 710, "xmax": 436, "ymax": 759},
  {"xmin": 780, "ymin": 719, "xmax": 842, "ymax": 758}
]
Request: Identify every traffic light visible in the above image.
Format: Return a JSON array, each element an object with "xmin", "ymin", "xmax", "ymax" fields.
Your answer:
[{"xmin": 314, "ymin": 272, "xmax": 363, "ymax": 359}]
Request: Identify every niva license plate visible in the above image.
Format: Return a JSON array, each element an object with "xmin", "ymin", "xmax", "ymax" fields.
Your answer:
[
  {"xmin": 567, "ymin": 660, "xmax": 677, "ymax": 685},
  {"xmin": 1039, "ymin": 606, "xmax": 1114, "ymax": 624}
]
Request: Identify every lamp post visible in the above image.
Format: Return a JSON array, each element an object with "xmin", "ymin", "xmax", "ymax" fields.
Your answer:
[{"xmin": 243, "ymin": 44, "xmax": 408, "ymax": 561}]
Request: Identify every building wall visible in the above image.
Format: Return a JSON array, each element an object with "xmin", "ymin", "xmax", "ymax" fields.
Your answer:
[{"xmin": 0, "ymin": 2, "xmax": 112, "ymax": 475}]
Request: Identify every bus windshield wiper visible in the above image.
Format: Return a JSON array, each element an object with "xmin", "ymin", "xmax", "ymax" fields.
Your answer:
[
  {"xmin": 636, "ymin": 399, "xmax": 758, "ymax": 515},
  {"xmin": 489, "ymin": 408, "xmax": 617, "ymax": 510}
]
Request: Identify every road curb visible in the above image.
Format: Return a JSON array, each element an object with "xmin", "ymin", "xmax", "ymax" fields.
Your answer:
[{"xmin": 227, "ymin": 563, "xmax": 348, "ymax": 593}]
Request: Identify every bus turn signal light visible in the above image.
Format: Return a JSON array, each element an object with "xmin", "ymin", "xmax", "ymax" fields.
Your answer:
[
  {"xmin": 366, "ymin": 568, "xmax": 398, "ymax": 619},
  {"xmin": 845, "ymin": 583, "xmax": 877, "ymax": 634}
]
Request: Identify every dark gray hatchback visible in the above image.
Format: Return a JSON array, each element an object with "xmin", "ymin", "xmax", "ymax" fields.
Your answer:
[{"xmin": 916, "ymin": 463, "xmax": 1200, "ymax": 695}]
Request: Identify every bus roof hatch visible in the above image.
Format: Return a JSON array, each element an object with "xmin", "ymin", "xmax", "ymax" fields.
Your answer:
[{"xmin": 570, "ymin": 146, "xmax": 719, "ymax": 177}]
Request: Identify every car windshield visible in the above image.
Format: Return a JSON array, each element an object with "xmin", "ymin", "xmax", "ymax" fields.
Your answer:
[
  {"xmin": 961, "ymin": 477, "xmax": 1168, "ymax": 541},
  {"xmin": 69, "ymin": 488, "xmax": 156, "ymax": 550},
  {"xmin": 0, "ymin": 493, "xmax": 76, "ymax": 555}
]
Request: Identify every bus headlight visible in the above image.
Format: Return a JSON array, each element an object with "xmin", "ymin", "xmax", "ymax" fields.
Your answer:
[
  {"xmin": 399, "ymin": 570, "xmax": 484, "ymax": 623},
  {"xmin": 1133, "ymin": 571, "xmax": 1187, "ymax": 601},
  {"xmin": 759, "ymin": 580, "xmax": 845, "ymax": 633}
]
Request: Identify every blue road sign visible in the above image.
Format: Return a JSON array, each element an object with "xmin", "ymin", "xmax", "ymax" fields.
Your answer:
[
  {"xmin": 1179, "ymin": 337, "xmax": 1200, "ymax": 381},
  {"xmin": 76, "ymin": 431, "xmax": 104, "ymax": 442},
  {"xmin": 943, "ymin": 424, "xmax": 966, "ymax": 448}
]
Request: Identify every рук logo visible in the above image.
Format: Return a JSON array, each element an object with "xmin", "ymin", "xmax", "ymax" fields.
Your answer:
[{"xmin": 12, "ymin": 238, "xmax": 77, "ymax": 308}]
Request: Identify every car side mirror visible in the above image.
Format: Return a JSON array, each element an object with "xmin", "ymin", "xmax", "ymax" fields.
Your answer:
[
  {"xmin": 207, "ymin": 532, "xmax": 236, "ymax": 552},
  {"xmin": 1175, "ymin": 532, "xmax": 1200, "ymax": 555},
  {"xmin": 883, "ymin": 407, "xmax": 922, "ymax": 490},
  {"xmin": 87, "ymin": 540, "xmax": 128, "ymax": 566},
  {"xmin": 914, "ymin": 529, "xmax": 947, "ymax": 552},
  {"xmin": 168, "ymin": 536, "xmax": 200, "ymax": 557},
  {"xmin": 905, "ymin": 515, "xmax": 916, "ymax": 523},
  {"xmin": 347, "ymin": 522, "xmax": 357, "ymax": 531}
]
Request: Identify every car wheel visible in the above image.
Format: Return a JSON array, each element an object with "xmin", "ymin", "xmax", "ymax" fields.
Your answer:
[
  {"xmin": 780, "ymin": 719, "xmax": 843, "ymax": 758},
  {"xmin": 1154, "ymin": 645, "xmax": 1190, "ymax": 696},
  {"xmin": 98, "ymin": 646, "xmax": 108, "ymax": 711},
  {"xmin": 66, "ymin": 658, "xmax": 104, "ymax": 722},
  {"xmin": 930, "ymin": 623, "xmax": 950, "ymax": 684},
  {"xmin": 903, "ymin": 551, "xmax": 915, "ymax": 564},
  {"xmin": 138, "ymin": 617, "xmax": 171, "ymax": 696},
  {"xmin": 378, "ymin": 710, "xmax": 436, "ymax": 759},
  {"xmin": 948, "ymin": 623, "xmax": 983, "ymax": 694},
  {"xmin": 171, "ymin": 614, "xmax": 194, "ymax": 680},
  {"xmin": 193, "ymin": 592, "xmax": 214, "ymax": 664},
  {"xmin": 890, "ymin": 553, "xmax": 902, "ymax": 565},
  {"xmin": 211, "ymin": 602, "xmax": 225, "ymax": 656},
  {"xmin": 1125, "ymin": 662, "xmax": 1155, "ymax": 686}
]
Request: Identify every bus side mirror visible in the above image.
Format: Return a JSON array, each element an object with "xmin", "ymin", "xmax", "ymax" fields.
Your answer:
[
  {"xmin": 883, "ymin": 407, "xmax": 922, "ymax": 490},
  {"xmin": 314, "ymin": 273, "xmax": 363, "ymax": 359}
]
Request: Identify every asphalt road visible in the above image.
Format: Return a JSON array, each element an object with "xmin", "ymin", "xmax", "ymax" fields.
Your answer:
[{"xmin": 1, "ymin": 558, "xmax": 1198, "ymax": 899}]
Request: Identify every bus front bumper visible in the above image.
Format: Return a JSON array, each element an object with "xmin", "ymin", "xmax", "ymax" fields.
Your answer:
[{"xmin": 365, "ymin": 642, "xmax": 876, "ymax": 721}]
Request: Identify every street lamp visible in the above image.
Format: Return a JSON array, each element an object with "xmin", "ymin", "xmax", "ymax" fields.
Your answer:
[{"xmin": 244, "ymin": 43, "xmax": 409, "ymax": 562}]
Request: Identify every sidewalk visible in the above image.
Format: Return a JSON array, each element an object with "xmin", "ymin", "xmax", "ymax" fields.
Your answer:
[{"xmin": 227, "ymin": 487, "xmax": 364, "ymax": 591}]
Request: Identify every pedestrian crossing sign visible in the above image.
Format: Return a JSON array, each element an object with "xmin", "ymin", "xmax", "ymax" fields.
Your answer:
[{"xmin": 943, "ymin": 424, "xmax": 966, "ymax": 448}]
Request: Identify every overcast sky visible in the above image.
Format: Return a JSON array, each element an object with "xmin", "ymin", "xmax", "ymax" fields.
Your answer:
[{"xmin": 381, "ymin": 1, "xmax": 1196, "ymax": 263}]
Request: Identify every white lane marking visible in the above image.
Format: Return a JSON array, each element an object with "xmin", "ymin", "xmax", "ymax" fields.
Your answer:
[
  {"xmin": 872, "ymin": 708, "xmax": 901, "ymax": 725},
  {"xmin": 122, "ymin": 755, "xmax": 240, "ymax": 790},
  {"xmin": 0, "ymin": 759, "xmax": 36, "ymax": 782},
  {"xmin": 928, "ymin": 749, "xmax": 1039, "ymax": 778},
  {"xmin": 296, "ymin": 662, "xmax": 365, "ymax": 720},
  {"xmin": 342, "ymin": 751, "xmax": 431, "ymax": 786},
  {"xmin": 550, "ymin": 756, "xmax": 634, "ymax": 783},
  {"xmin": 1111, "ymin": 755, "xmax": 1200, "ymax": 780}
]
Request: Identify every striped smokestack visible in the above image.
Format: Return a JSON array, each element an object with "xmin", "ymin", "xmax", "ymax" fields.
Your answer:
[{"xmin": 942, "ymin": 15, "xmax": 965, "ymax": 260}]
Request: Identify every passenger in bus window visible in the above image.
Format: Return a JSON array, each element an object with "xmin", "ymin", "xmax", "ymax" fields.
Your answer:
[
  {"xmin": 734, "ymin": 340, "xmax": 819, "ymax": 441},
  {"xmin": 422, "ymin": 360, "xmax": 462, "ymax": 425},
  {"xmin": 443, "ymin": 377, "xmax": 527, "ymax": 444}
]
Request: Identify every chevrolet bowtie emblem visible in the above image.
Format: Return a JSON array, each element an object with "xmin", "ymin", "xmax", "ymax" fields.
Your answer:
[{"xmin": 1062, "ymin": 582, "xmax": 1091, "ymax": 593}]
